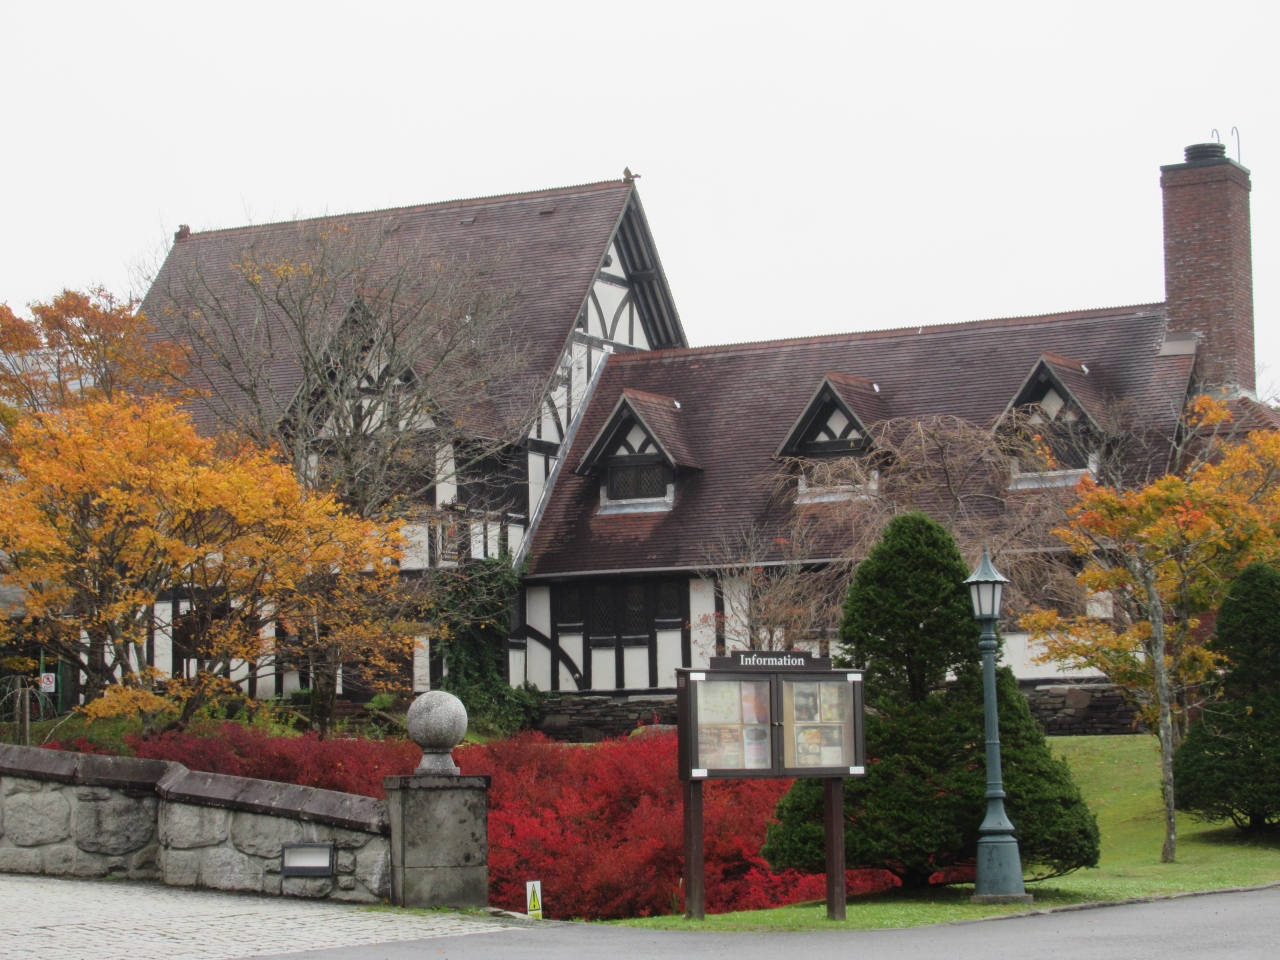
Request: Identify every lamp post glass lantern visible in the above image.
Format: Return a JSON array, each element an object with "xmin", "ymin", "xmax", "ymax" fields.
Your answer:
[{"xmin": 963, "ymin": 547, "xmax": 1033, "ymax": 905}]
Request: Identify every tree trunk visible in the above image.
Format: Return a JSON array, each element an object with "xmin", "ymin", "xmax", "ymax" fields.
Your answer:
[
  {"xmin": 1144, "ymin": 567, "xmax": 1178, "ymax": 863},
  {"xmin": 309, "ymin": 648, "xmax": 338, "ymax": 738}
]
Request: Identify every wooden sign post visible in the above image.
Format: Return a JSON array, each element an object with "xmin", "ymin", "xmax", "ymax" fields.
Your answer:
[{"xmin": 676, "ymin": 651, "xmax": 865, "ymax": 921}]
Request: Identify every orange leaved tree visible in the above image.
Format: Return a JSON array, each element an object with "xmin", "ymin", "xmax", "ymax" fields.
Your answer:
[
  {"xmin": 1025, "ymin": 403, "xmax": 1280, "ymax": 861},
  {"xmin": 0, "ymin": 287, "xmax": 184, "ymax": 418},
  {"xmin": 0, "ymin": 396, "xmax": 403, "ymax": 721}
]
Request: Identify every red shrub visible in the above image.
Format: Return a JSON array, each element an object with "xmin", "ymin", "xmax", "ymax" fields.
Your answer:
[
  {"xmin": 63, "ymin": 724, "xmax": 896, "ymax": 918},
  {"xmin": 42, "ymin": 736, "xmax": 113, "ymax": 755},
  {"xmin": 454, "ymin": 730, "xmax": 897, "ymax": 919},
  {"xmin": 125, "ymin": 724, "xmax": 420, "ymax": 798}
]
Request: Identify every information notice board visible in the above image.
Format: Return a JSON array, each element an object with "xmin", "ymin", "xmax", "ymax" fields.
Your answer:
[{"xmin": 676, "ymin": 651, "xmax": 866, "ymax": 780}]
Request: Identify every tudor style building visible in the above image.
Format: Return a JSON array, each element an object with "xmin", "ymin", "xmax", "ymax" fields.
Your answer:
[
  {"xmin": 509, "ymin": 143, "xmax": 1268, "ymax": 697},
  {"xmin": 141, "ymin": 178, "xmax": 686, "ymax": 696}
]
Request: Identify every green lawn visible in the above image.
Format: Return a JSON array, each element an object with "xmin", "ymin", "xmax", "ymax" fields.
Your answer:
[{"xmin": 616, "ymin": 735, "xmax": 1280, "ymax": 932}]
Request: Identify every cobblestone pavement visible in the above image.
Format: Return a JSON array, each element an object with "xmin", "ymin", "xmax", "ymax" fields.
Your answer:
[{"xmin": 0, "ymin": 874, "xmax": 513, "ymax": 960}]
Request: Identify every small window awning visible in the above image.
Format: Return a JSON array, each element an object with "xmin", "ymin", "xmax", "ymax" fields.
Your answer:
[{"xmin": 576, "ymin": 388, "xmax": 700, "ymax": 474}]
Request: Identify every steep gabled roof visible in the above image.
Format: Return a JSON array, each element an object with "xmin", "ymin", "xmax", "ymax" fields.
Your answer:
[
  {"xmin": 526, "ymin": 303, "xmax": 1196, "ymax": 578},
  {"xmin": 143, "ymin": 180, "xmax": 686, "ymax": 438},
  {"xmin": 577, "ymin": 387, "xmax": 700, "ymax": 472}
]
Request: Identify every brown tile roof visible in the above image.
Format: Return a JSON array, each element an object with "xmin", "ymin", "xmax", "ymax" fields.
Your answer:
[
  {"xmin": 142, "ymin": 180, "xmax": 656, "ymax": 437},
  {"xmin": 823, "ymin": 372, "xmax": 890, "ymax": 427},
  {"xmin": 576, "ymin": 388, "xmax": 701, "ymax": 472},
  {"xmin": 526, "ymin": 303, "xmax": 1196, "ymax": 578}
]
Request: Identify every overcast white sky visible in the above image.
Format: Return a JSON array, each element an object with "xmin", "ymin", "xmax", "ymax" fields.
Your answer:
[{"xmin": 3, "ymin": 2, "xmax": 1276, "ymax": 391}]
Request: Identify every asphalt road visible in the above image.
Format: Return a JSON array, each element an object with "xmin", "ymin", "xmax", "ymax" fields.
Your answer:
[{"xmin": 251, "ymin": 888, "xmax": 1280, "ymax": 960}]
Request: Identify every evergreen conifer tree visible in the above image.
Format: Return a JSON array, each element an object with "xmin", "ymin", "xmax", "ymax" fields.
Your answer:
[
  {"xmin": 1175, "ymin": 562, "xmax": 1280, "ymax": 831},
  {"xmin": 763, "ymin": 513, "xmax": 1099, "ymax": 886}
]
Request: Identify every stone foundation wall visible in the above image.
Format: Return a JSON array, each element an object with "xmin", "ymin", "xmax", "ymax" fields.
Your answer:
[
  {"xmin": 1023, "ymin": 682, "xmax": 1146, "ymax": 736},
  {"xmin": 536, "ymin": 696, "xmax": 677, "ymax": 742},
  {"xmin": 0, "ymin": 745, "xmax": 389, "ymax": 902}
]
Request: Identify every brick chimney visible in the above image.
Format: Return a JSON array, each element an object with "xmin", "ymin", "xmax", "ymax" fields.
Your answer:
[{"xmin": 1161, "ymin": 143, "xmax": 1254, "ymax": 396}]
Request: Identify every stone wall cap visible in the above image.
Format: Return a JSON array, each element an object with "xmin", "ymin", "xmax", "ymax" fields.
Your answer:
[
  {"xmin": 159, "ymin": 767, "xmax": 389, "ymax": 835},
  {"xmin": 382, "ymin": 774, "xmax": 491, "ymax": 790},
  {"xmin": 1, "ymin": 745, "xmax": 388, "ymax": 834},
  {"xmin": 0, "ymin": 744, "xmax": 178, "ymax": 790}
]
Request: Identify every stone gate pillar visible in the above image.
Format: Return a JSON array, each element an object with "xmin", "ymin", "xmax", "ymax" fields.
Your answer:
[{"xmin": 384, "ymin": 691, "xmax": 489, "ymax": 907}]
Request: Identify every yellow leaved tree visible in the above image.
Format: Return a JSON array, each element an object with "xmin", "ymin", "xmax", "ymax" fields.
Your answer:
[
  {"xmin": 0, "ymin": 396, "xmax": 406, "ymax": 725},
  {"xmin": 1024, "ymin": 399, "xmax": 1280, "ymax": 862}
]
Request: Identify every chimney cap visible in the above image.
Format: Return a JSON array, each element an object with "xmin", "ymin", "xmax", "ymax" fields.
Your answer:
[
  {"xmin": 174, "ymin": 224, "xmax": 191, "ymax": 242},
  {"xmin": 1184, "ymin": 143, "xmax": 1227, "ymax": 163}
]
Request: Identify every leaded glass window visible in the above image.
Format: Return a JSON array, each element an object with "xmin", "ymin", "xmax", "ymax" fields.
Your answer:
[
  {"xmin": 557, "ymin": 587, "xmax": 582, "ymax": 628},
  {"xmin": 591, "ymin": 588, "xmax": 615, "ymax": 638},
  {"xmin": 607, "ymin": 456, "xmax": 671, "ymax": 500},
  {"xmin": 657, "ymin": 581, "xmax": 683, "ymax": 623},
  {"xmin": 622, "ymin": 584, "xmax": 647, "ymax": 636}
]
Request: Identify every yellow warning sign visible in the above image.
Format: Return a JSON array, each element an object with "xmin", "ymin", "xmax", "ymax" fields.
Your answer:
[{"xmin": 526, "ymin": 880, "xmax": 543, "ymax": 919}]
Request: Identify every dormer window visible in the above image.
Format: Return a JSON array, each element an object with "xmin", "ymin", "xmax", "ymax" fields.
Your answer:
[
  {"xmin": 608, "ymin": 454, "xmax": 672, "ymax": 500},
  {"xmin": 777, "ymin": 373, "xmax": 884, "ymax": 502},
  {"xmin": 575, "ymin": 388, "xmax": 700, "ymax": 514},
  {"xmin": 777, "ymin": 373, "xmax": 883, "ymax": 460},
  {"xmin": 798, "ymin": 398, "xmax": 869, "ymax": 455},
  {"xmin": 1004, "ymin": 354, "xmax": 1101, "ymax": 488}
]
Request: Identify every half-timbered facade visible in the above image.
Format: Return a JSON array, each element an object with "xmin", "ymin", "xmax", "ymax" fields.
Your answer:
[
  {"xmin": 512, "ymin": 143, "xmax": 1272, "ymax": 696},
  {"xmin": 141, "ymin": 178, "xmax": 686, "ymax": 697}
]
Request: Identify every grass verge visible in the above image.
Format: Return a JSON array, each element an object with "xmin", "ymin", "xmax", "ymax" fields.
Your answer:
[{"xmin": 615, "ymin": 735, "xmax": 1280, "ymax": 932}]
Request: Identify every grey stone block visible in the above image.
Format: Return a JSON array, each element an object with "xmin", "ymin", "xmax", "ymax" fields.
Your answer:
[
  {"xmin": 200, "ymin": 845, "xmax": 263, "ymax": 892},
  {"xmin": 320, "ymin": 826, "xmax": 375, "ymax": 849},
  {"xmin": 162, "ymin": 847, "xmax": 200, "ymax": 886},
  {"xmin": 396, "ymin": 865, "xmax": 488, "ymax": 908},
  {"xmin": 5, "ymin": 790, "xmax": 71, "ymax": 846},
  {"xmin": 337, "ymin": 849, "xmax": 356, "ymax": 874},
  {"xmin": 397, "ymin": 787, "xmax": 487, "ymax": 869},
  {"xmin": 231, "ymin": 810, "xmax": 302, "ymax": 859},
  {"xmin": 76, "ymin": 793, "xmax": 155, "ymax": 855},
  {"xmin": 68, "ymin": 848, "xmax": 110, "ymax": 877},
  {"xmin": 262, "ymin": 872, "xmax": 283, "ymax": 895},
  {"xmin": 41, "ymin": 843, "xmax": 75, "ymax": 874},
  {"xmin": 338, "ymin": 876, "xmax": 357, "ymax": 890},
  {"xmin": 0, "ymin": 844, "xmax": 42, "ymax": 873},
  {"xmin": 160, "ymin": 802, "xmax": 229, "ymax": 849},
  {"xmin": 3, "ymin": 777, "xmax": 44, "ymax": 796},
  {"xmin": 356, "ymin": 844, "xmax": 390, "ymax": 899},
  {"xmin": 74, "ymin": 786, "xmax": 113, "ymax": 802},
  {"xmin": 129, "ymin": 841, "xmax": 161, "ymax": 879},
  {"xmin": 282, "ymin": 876, "xmax": 334, "ymax": 898}
]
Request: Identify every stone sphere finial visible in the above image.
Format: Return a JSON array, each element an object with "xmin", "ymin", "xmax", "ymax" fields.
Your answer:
[{"xmin": 406, "ymin": 690, "xmax": 468, "ymax": 775}]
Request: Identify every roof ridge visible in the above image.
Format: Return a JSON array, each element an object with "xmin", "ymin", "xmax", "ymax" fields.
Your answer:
[
  {"xmin": 179, "ymin": 180, "xmax": 633, "ymax": 241},
  {"xmin": 612, "ymin": 302, "xmax": 1167, "ymax": 363}
]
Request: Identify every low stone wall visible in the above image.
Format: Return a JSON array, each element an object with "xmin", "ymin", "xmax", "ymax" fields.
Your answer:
[
  {"xmin": 536, "ymin": 695, "xmax": 678, "ymax": 742},
  {"xmin": 1023, "ymin": 682, "xmax": 1145, "ymax": 736},
  {"xmin": 0, "ymin": 745, "xmax": 389, "ymax": 902}
]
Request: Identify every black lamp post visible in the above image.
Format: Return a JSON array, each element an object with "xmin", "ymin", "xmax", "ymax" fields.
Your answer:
[{"xmin": 964, "ymin": 547, "xmax": 1033, "ymax": 905}]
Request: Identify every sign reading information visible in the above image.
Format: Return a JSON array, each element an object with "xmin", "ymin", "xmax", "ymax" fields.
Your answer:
[{"xmin": 676, "ymin": 651, "xmax": 866, "ymax": 780}]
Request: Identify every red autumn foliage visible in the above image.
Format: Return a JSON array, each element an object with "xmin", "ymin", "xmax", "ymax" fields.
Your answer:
[
  {"xmin": 124, "ymin": 724, "xmax": 420, "ymax": 797},
  {"xmin": 453, "ymin": 730, "xmax": 896, "ymax": 919},
  {"xmin": 54, "ymin": 724, "xmax": 896, "ymax": 918},
  {"xmin": 43, "ymin": 736, "xmax": 113, "ymax": 755}
]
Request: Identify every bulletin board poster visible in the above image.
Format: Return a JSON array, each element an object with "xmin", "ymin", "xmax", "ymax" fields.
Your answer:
[
  {"xmin": 780, "ymin": 679, "xmax": 857, "ymax": 771},
  {"xmin": 695, "ymin": 679, "xmax": 772, "ymax": 771}
]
